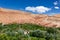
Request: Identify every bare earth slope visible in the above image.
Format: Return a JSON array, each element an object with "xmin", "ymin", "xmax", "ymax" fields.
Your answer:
[{"xmin": 0, "ymin": 8, "xmax": 60, "ymax": 27}]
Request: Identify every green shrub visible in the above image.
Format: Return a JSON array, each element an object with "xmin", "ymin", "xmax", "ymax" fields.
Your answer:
[
  {"xmin": 29, "ymin": 30, "xmax": 45, "ymax": 38},
  {"xmin": 0, "ymin": 23, "xmax": 59, "ymax": 40},
  {"xmin": 46, "ymin": 28, "xmax": 57, "ymax": 34}
]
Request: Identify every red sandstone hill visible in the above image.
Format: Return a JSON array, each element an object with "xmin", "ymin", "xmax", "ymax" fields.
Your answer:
[{"xmin": 0, "ymin": 8, "xmax": 60, "ymax": 27}]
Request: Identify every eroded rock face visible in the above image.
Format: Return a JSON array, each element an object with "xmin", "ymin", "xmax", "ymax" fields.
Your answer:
[{"xmin": 0, "ymin": 8, "xmax": 60, "ymax": 27}]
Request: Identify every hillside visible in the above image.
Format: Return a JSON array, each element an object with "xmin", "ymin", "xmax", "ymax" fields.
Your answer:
[{"xmin": 0, "ymin": 8, "xmax": 60, "ymax": 27}]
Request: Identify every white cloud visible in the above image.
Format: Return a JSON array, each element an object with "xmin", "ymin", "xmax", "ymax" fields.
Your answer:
[
  {"xmin": 53, "ymin": 1, "xmax": 60, "ymax": 9},
  {"xmin": 35, "ymin": 6, "xmax": 51, "ymax": 13},
  {"xmin": 54, "ymin": 6, "xmax": 59, "ymax": 9},
  {"xmin": 54, "ymin": 1, "xmax": 58, "ymax": 5},
  {"xmin": 25, "ymin": 6, "xmax": 51, "ymax": 13},
  {"xmin": 25, "ymin": 7, "xmax": 36, "ymax": 12}
]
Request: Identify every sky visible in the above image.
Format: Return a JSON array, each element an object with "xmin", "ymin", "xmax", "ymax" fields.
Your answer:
[{"xmin": 0, "ymin": 0, "xmax": 60, "ymax": 15}]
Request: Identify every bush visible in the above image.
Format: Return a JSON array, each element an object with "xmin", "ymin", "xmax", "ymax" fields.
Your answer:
[
  {"xmin": 29, "ymin": 30, "xmax": 45, "ymax": 38},
  {"xmin": 46, "ymin": 28, "xmax": 57, "ymax": 34},
  {"xmin": 0, "ymin": 23, "xmax": 59, "ymax": 40}
]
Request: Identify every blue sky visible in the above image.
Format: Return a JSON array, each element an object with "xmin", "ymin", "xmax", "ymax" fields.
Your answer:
[{"xmin": 0, "ymin": 0, "xmax": 60, "ymax": 15}]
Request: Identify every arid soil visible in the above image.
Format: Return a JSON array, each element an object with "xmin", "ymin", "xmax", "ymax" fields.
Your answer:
[{"xmin": 0, "ymin": 8, "xmax": 60, "ymax": 27}]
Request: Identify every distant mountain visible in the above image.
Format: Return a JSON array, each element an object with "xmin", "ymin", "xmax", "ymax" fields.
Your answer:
[{"xmin": 0, "ymin": 8, "xmax": 60, "ymax": 27}]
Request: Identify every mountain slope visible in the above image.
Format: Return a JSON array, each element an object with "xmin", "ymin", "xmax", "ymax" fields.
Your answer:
[{"xmin": 0, "ymin": 8, "xmax": 60, "ymax": 27}]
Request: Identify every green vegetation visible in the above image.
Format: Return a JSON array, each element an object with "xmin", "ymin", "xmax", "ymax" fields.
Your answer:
[{"xmin": 0, "ymin": 23, "xmax": 60, "ymax": 40}]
